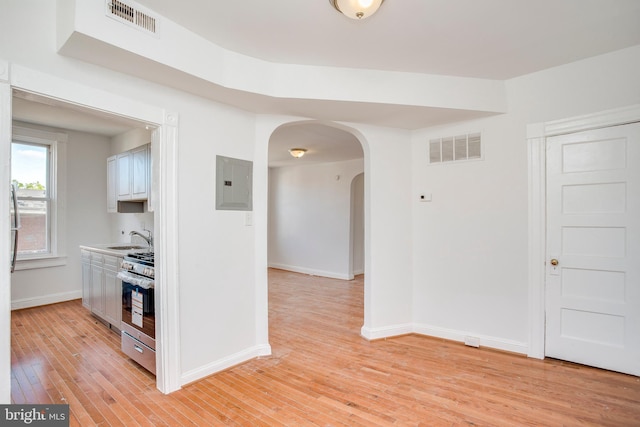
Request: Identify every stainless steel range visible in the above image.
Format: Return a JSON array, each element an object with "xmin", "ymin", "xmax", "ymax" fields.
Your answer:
[{"xmin": 118, "ymin": 252, "xmax": 156, "ymax": 374}]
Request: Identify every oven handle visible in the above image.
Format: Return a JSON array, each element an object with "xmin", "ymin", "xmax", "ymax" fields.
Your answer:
[{"xmin": 117, "ymin": 271, "xmax": 155, "ymax": 289}]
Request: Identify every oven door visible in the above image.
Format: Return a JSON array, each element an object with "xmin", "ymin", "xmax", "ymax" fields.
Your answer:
[{"xmin": 121, "ymin": 274, "xmax": 155, "ymax": 341}]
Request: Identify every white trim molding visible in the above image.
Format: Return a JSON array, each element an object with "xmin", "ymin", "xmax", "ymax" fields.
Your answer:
[
  {"xmin": 5, "ymin": 61, "xmax": 179, "ymax": 396},
  {"xmin": 361, "ymin": 323, "xmax": 413, "ymax": 341},
  {"xmin": 1, "ymin": 78, "xmax": 13, "ymax": 403},
  {"xmin": 361, "ymin": 322, "xmax": 528, "ymax": 355},
  {"xmin": 414, "ymin": 323, "xmax": 528, "ymax": 355},
  {"xmin": 268, "ymin": 263, "xmax": 354, "ymax": 281},
  {"xmin": 180, "ymin": 344, "xmax": 272, "ymax": 386},
  {"xmin": 154, "ymin": 110, "xmax": 182, "ymax": 394},
  {"xmin": 11, "ymin": 290, "xmax": 82, "ymax": 311},
  {"xmin": 526, "ymin": 104, "xmax": 640, "ymax": 360}
]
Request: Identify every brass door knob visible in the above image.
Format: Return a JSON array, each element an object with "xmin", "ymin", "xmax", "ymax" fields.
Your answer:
[{"xmin": 550, "ymin": 259, "xmax": 559, "ymax": 266}]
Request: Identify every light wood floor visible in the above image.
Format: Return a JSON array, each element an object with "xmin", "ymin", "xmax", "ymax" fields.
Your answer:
[{"xmin": 11, "ymin": 269, "xmax": 640, "ymax": 426}]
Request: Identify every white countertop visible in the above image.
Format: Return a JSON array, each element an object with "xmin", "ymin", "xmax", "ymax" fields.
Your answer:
[{"xmin": 80, "ymin": 243, "xmax": 151, "ymax": 257}]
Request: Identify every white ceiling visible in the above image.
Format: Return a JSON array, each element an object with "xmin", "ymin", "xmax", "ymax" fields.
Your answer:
[
  {"xmin": 14, "ymin": 1, "xmax": 640, "ymax": 166},
  {"xmin": 134, "ymin": 0, "xmax": 640, "ymax": 79},
  {"xmin": 269, "ymin": 123, "xmax": 364, "ymax": 168},
  {"xmin": 12, "ymin": 91, "xmax": 149, "ymax": 137}
]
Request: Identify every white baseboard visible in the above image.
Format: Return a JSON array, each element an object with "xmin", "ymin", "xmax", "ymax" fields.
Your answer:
[
  {"xmin": 180, "ymin": 344, "xmax": 272, "ymax": 386},
  {"xmin": 361, "ymin": 322, "xmax": 527, "ymax": 355},
  {"xmin": 268, "ymin": 263, "xmax": 353, "ymax": 280},
  {"xmin": 361, "ymin": 323, "xmax": 413, "ymax": 340},
  {"xmin": 11, "ymin": 290, "xmax": 82, "ymax": 310},
  {"xmin": 413, "ymin": 323, "xmax": 528, "ymax": 355}
]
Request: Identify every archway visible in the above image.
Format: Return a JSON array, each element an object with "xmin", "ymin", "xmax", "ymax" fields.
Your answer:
[{"xmin": 266, "ymin": 120, "xmax": 368, "ymax": 333}]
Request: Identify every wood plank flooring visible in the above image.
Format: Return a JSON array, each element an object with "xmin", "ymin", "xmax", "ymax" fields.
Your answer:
[{"xmin": 11, "ymin": 268, "xmax": 640, "ymax": 426}]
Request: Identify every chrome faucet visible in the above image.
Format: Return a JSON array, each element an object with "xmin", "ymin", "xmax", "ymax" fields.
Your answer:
[{"xmin": 130, "ymin": 229, "xmax": 153, "ymax": 250}]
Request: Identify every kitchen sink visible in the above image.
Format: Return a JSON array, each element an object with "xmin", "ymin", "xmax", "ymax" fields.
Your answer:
[{"xmin": 107, "ymin": 245, "xmax": 146, "ymax": 250}]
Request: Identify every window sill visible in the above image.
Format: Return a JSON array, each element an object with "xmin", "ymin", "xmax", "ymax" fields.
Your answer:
[{"xmin": 14, "ymin": 256, "xmax": 68, "ymax": 271}]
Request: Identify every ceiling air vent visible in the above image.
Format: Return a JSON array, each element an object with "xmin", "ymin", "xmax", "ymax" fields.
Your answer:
[
  {"xmin": 429, "ymin": 133, "xmax": 482, "ymax": 164},
  {"xmin": 106, "ymin": 0, "xmax": 159, "ymax": 36}
]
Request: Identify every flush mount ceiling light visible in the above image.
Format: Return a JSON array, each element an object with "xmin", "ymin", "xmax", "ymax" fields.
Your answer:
[
  {"xmin": 289, "ymin": 148, "xmax": 307, "ymax": 158},
  {"xmin": 329, "ymin": 0, "xmax": 385, "ymax": 20}
]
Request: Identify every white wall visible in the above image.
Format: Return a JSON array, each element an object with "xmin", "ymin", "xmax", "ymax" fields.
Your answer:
[
  {"xmin": 358, "ymin": 125, "xmax": 414, "ymax": 338},
  {"xmin": 4, "ymin": 0, "xmax": 636, "ymax": 396},
  {"xmin": 351, "ymin": 173, "xmax": 364, "ymax": 275},
  {"xmin": 411, "ymin": 45, "xmax": 640, "ymax": 353},
  {"xmin": 176, "ymin": 94, "xmax": 260, "ymax": 375},
  {"xmin": 268, "ymin": 158, "xmax": 364, "ymax": 280},
  {"xmin": 11, "ymin": 126, "xmax": 112, "ymax": 308},
  {"xmin": 1, "ymin": 1, "xmax": 264, "ymax": 386}
]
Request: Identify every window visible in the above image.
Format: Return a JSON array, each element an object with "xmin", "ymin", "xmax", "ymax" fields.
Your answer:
[{"xmin": 11, "ymin": 125, "xmax": 67, "ymax": 269}]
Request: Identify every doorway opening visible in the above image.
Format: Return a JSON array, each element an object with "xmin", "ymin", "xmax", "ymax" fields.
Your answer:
[
  {"xmin": 2, "ymin": 85, "xmax": 179, "ymax": 395},
  {"xmin": 266, "ymin": 121, "xmax": 366, "ymax": 337}
]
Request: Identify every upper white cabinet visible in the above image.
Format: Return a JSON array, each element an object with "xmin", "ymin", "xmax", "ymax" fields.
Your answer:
[
  {"xmin": 116, "ymin": 150, "xmax": 131, "ymax": 200},
  {"xmin": 130, "ymin": 145, "xmax": 149, "ymax": 200},
  {"xmin": 107, "ymin": 155, "xmax": 117, "ymax": 213},
  {"xmin": 117, "ymin": 144, "xmax": 149, "ymax": 201},
  {"xmin": 107, "ymin": 144, "xmax": 150, "ymax": 212}
]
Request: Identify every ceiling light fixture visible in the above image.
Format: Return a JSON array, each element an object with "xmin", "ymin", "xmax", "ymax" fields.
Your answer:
[
  {"xmin": 289, "ymin": 148, "xmax": 307, "ymax": 158},
  {"xmin": 329, "ymin": 0, "xmax": 385, "ymax": 20}
]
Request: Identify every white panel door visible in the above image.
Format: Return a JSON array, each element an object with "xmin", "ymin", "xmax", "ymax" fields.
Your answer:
[{"xmin": 546, "ymin": 122, "xmax": 640, "ymax": 375}]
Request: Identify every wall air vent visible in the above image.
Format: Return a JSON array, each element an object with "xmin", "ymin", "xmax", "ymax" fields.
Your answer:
[
  {"xmin": 429, "ymin": 133, "xmax": 482, "ymax": 164},
  {"xmin": 106, "ymin": 0, "xmax": 159, "ymax": 36}
]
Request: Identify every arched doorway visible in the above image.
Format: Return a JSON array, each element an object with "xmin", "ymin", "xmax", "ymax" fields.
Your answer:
[{"xmin": 266, "ymin": 120, "xmax": 367, "ymax": 331}]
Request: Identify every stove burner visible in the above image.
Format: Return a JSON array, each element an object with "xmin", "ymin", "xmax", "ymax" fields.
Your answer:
[{"xmin": 125, "ymin": 251, "xmax": 154, "ymax": 266}]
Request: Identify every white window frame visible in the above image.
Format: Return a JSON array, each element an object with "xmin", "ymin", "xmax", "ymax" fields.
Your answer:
[{"xmin": 12, "ymin": 124, "xmax": 67, "ymax": 269}]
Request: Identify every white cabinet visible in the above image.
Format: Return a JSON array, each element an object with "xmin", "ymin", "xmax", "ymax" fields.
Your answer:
[
  {"xmin": 103, "ymin": 255, "xmax": 122, "ymax": 328},
  {"xmin": 81, "ymin": 250, "xmax": 91, "ymax": 309},
  {"xmin": 116, "ymin": 150, "xmax": 131, "ymax": 200},
  {"xmin": 90, "ymin": 254, "xmax": 106, "ymax": 318},
  {"xmin": 107, "ymin": 144, "xmax": 150, "ymax": 213},
  {"xmin": 107, "ymin": 155, "xmax": 117, "ymax": 213},
  {"xmin": 82, "ymin": 249, "xmax": 122, "ymax": 331},
  {"xmin": 116, "ymin": 144, "xmax": 149, "ymax": 201},
  {"xmin": 131, "ymin": 145, "xmax": 149, "ymax": 200}
]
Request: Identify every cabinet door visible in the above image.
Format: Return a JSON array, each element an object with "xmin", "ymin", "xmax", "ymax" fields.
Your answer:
[
  {"xmin": 103, "ymin": 256, "xmax": 122, "ymax": 328},
  {"xmin": 131, "ymin": 145, "xmax": 149, "ymax": 200},
  {"xmin": 117, "ymin": 151, "xmax": 132, "ymax": 200},
  {"xmin": 81, "ymin": 251, "xmax": 91, "ymax": 309},
  {"xmin": 90, "ymin": 257, "xmax": 105, "ymax": 317},
  {"xmin": 107, "ymin": 155, "xmax": 117, "ymax": 212}
]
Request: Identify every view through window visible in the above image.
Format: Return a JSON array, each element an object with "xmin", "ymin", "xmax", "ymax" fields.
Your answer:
[{"xmin": 11, "ymin": 141, "xmax": 50, "ymax": 256}]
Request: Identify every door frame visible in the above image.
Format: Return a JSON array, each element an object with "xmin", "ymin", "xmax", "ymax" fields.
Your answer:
[
  {"xmin": 0, "ymin": 60, "xmax": 182, "ymax": 399},
  {"xmin": 526, "ymin": 104, "xmax": 640, "ymax": 359}
]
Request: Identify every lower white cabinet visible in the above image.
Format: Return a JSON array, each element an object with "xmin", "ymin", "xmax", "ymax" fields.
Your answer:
[
  {"xmin": 90, "ymin": 255, "xmax": 105, "ymax": 318},
  {"xmin": 82, "ymin": 249, "xmax": 122, "ymax": 331},
  {"xmin": 81, "ymin": 250, "xmax": 91, "ymax": 310},
  {"xmin": 103, "ymin": 256, "xmax": 122, "ymax": 327}
]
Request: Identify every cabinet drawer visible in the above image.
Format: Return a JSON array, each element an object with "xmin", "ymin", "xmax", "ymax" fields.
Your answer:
[
  {"xmin": 103, "ymin": 255, "xmax": 120, "ymax": 270},
  {"xmin": 122, "ymin": 331, "xmax": 156, "ymax": 374},
  {"xmin": 90, "ymin": 254, "xmax": 104, "ymax": 265}
]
